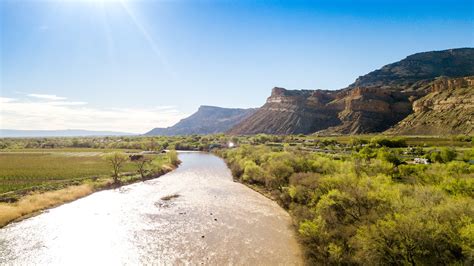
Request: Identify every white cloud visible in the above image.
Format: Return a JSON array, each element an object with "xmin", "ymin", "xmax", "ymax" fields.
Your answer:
[
  {"xmin": 27, "ymin": 94, "xmax": 67, "ymax": 101},
  {"xmin": 0, "ymin": 97, "xmax": 16, "ymax": 103},
  {"xmin": 0, "ymin": 96, "xmax": 185, "ymax": 134}
]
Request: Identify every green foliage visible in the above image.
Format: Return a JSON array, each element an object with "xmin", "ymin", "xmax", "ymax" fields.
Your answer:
[
  {"xmin": 440, "ymin": 147, "xmax": 457, "ymax": 162},
  {"xmin": 370, "ymin": 137, "xmax": 407, "ymax": 148},
  {"xmin": 357, "ymin": 146, "xmax": 376, "ymax": 160},
  {"xmin": 266, "ymin": 160, "xmax": 294, "ymax": 190},
  {"xmin": 1, "ymin": 134, "xmax": 472, "ymax": 264},
  {"xmin": 462, "ymin": 148, "xmax": 474, "ymax": 162},
  {"xmin": 220, "ymin": 140, "xmax": 474, "ymax": 265},
  {"xmin": 167, "ymin": 150, "xmax": 180, "ymax": 166},
  {"xmin": 428, "ymin": 147, "xmax": 457, "ymax": 163},
  {"xmin": 377, "ymin": 147, "xmax": 401, "ymax": 165},
  {"xmin": 0, "ymin": 152, "xmax": 137, "ymax": 194},
  {"xmin": 242, "ymin": 160, "xmax": 266, "ymax": 184},
  {"xmin": 354, "ymin": 197, "xmax": 473, "ymax": 265}
]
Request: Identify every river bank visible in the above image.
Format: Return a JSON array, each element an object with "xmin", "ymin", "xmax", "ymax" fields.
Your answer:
[
  {"xmin": 1, "ymin": 152, "xmax": 302, "ymax": 264},
  {"xmin": 0, "ymin": 162, "xmax": 179, "ymax": 228}
]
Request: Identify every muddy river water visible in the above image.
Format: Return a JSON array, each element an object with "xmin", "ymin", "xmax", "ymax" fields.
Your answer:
[{"xmin": 0, "ymin": 152, "xmax": 302, "ymax": 265}]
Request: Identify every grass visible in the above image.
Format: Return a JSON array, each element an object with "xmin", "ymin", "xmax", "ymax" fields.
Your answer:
[
  {"xmin": 0, "ymin": 152, "xmax": 136, "ymax": 195},
  {"xmin": 1, "ymin": 148, "xmax": 142, "ymax": 153},
  {"xmin": 0, "ymin": 184, "xmax": 94, "ymax": 227},
  {"xmin": 0, "ymin": 150, "xmax": 179, "ymax": 227}
]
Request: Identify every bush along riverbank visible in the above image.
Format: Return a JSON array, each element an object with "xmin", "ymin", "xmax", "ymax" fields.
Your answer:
[
  {"xmin": 216, "ymin": 144, "xmax": 474, "ymax": 265},
  {"xmin": 0, "ymin": 150, "xmax": 181, "ymax": 228}
]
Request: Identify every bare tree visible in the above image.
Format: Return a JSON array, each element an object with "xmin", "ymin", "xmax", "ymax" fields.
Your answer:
[
  {"xmin": 105, "ymin": 152, "xmax": 129, "ymax": 183},
  {"xmin": 135, "ymin": 157, "xmax": 151, "ymax": 179}
]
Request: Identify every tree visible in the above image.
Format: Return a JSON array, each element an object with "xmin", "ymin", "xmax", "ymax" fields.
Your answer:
[
  {"xmin": 135, "ymin": 157, "xmax": 151, "ymax": 179},
  {"xmin": 242, "ymin": 160, "xmax": 265, "ymax": 184},
  {"xmin": 105, "ymin": 152, "xmax": 129, "ymax": 183},
  {"xmin": 266, "ymin": 160, "xmax": 294, "ymax": 190},
  {"xmin": 167, "ymin": 150, "xmax": 179, "ymax": 166},
  {"xmin": 377, "ymin": 147, "xmax": 401, "ymax": 165},
  {"xmin": 429, "ymin": 150, "xmax": 443, "ymax": 163},
  {"xmin": 358, "ymin": 146, "xmax": 376, "ymax": 161},
  {"xmin": 440, "ymin": 147, "xmax": 457, "ymax": 163}
]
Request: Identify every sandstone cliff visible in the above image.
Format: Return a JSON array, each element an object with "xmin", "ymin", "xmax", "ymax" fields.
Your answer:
[
  {"xmin": 386, "ymin": 77, "xmax": 474, "ymax": 135},
  {"xmin": 229, "ymin": 48, "xmax": 474, "ymax": 135},
  {"xmin": 227, "ymin": 88, "xmax": 342, "ymax": 135},
  {"xmin": 348, "ymin": 48, "xmax": 474, "ymax": 89}
]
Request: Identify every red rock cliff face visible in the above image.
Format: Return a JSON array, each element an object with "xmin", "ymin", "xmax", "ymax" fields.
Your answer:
[
  {"xmin": 227, "ymin": 88, "xmax": 342, "ymax": 135},
  {"xmin": 228, "ymin": 85, "xmax": 415, "ymax": 135},
  {"xmin": 325, "ymin": 87, "xmax": 414, "ymax": 134},
  {"xmin": 228, "ymin": 48, "xmax": 474, "ymax": 135}
]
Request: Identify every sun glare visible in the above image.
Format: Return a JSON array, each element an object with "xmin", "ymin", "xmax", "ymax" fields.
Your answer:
[{"xmin": 60, "ymin": 0, "xmax": 130, "ymax": 5}]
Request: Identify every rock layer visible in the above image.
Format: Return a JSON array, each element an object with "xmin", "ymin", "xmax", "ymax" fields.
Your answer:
[
  {"xmin": 229, "ymin": 48, "xmax": 474, "ymax": 135},
  {"xmin": 387, "ymin": 77, "xmax": 474, "ymax": 135},
  {"xmin": 227, "ymin": 88, "xmax": 341, "ymax": 135}
]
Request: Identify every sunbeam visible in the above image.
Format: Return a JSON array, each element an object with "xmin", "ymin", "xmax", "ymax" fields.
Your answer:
[
  {"xmin": 98, "ymin": 1, "xmax": 116, "ymax": 61},
  {"xmin": 118, "ymin": 1, "xmax": 177, "ymax": 79}
]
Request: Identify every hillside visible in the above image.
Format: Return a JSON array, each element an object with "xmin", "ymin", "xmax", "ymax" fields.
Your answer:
[
  {"xmin": 348, "ymin": 48, "xmax": 474, "ymax": 89},
  {"xmin": 387, "ymin": 76, "xmax": 474, "ymax": 135},
  {"xmin": 145, "ymin": 106, "xmax": 256, "ymax": 136},
  {"xmin": 229, "ymin": 48, "xmax": 474, "ymax": 135},
  {"xmin": 227, "ymin": 88, "xmax": 341, "ymax": 135}
]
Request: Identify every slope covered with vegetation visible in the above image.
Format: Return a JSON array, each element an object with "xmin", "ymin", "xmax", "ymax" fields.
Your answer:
[{"xmin": 388, "ymin": 76, "xmax": 474, "ymax": 135}]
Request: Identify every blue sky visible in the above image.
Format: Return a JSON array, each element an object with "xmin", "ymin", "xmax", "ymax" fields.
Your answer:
[{"xmin": 1, "ymin": 0, "xmax": 473, "ymax": 133}]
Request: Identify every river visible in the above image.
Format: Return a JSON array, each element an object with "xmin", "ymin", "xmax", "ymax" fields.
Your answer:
[{"xmin": 0, "ymin": 152, "xmax": 302, "ymax": 265}]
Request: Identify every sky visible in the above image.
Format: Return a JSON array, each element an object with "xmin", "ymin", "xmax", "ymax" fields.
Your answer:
[{"xmin": 1, "ymin": 0, "xmax": 473, "ymax": 133}]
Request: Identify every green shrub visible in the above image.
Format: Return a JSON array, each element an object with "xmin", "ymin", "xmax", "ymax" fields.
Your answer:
[
  {"xmin": 242, "ymin": 160, "xmax": 266, "ymax": 184},
  {"xmin": 370, "ymin": 137, "xmax": 407, "ymax": 148},
  {"xmin": 220, "ymin": 143, "xmax": 473, "ymax": 265}
]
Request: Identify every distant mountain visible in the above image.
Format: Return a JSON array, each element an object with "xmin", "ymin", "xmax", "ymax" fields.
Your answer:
[
  {"xmin": 145, "ymin": 105, "xmax": 256, "ymax": 136},
  {"xmin": 0, "ymin": 129, "xmax": 135, "ymax": 138},
  {"xmin": 229, "ymin": 48, "xmax": 474, "ymax": 135}
]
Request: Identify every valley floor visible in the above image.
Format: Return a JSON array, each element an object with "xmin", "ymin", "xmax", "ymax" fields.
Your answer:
[{"xmin": 0, "ymin": 150, "xmax": 179, "ymax": 228}]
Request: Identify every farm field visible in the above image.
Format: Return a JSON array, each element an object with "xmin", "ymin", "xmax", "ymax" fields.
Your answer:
[
  {"xmin": 0, "ymin": 150, "xmax": 173, "ymax": 197},
  {"xmin": 0, "ymin": 152, "xmax": 130, "ymax": 195},
  {"xmin": 0, "ymin": 147, "xmax": 178, "ymax": 227}
]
